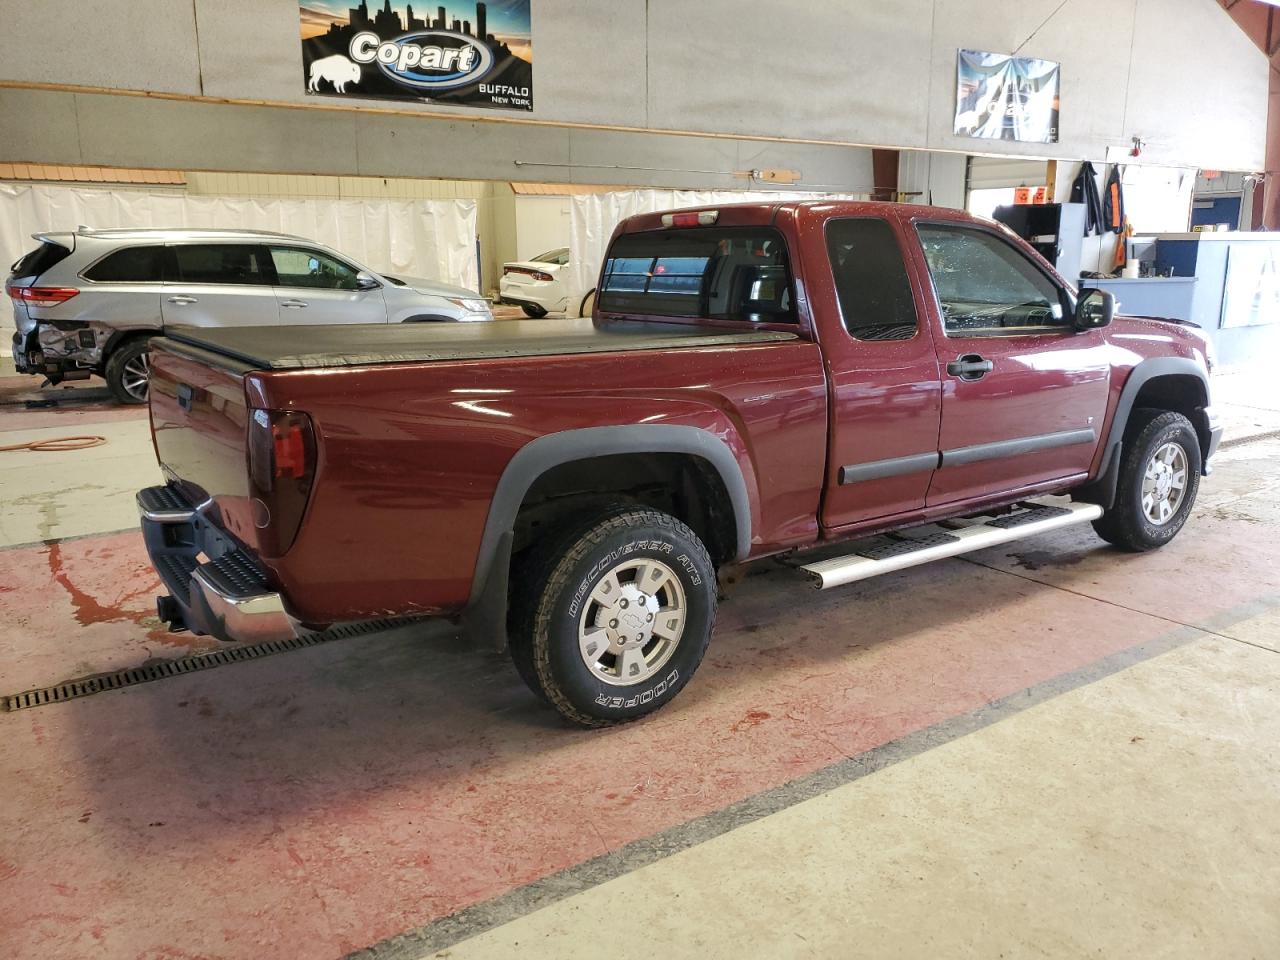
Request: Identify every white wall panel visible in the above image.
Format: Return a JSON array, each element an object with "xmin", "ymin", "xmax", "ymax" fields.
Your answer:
[
  {"xmin": 0, "ymin": 0, "xmax": 201, "ymax": 94},
  {"xmin": 924, "ymin": 0, "xmax": 1137, "ymax": 161},
  {"xmin": 0, "ymin": 0, "xmax": 1266, "ymax": 174},
  {"xmin": 513, "ymin": 196, "xmax": 571, "ymax": 261},
  {"xmin": 1123, "ymin": 0, "xmax": 1268, "ymax": 172},
  {"xmin": 530, "ymin": 0, "xmax": 649, "ymax": 126},
  {"xmin": 645, "ymin": 0, "xmax": 934, "ymax": 148},
  {"xmin": 0, "ymin": 183, "xmax": 480, "ymax": 291},
  {"xmin": 193, "ymin": 0, "xmax": 305, "ymax": 101}
]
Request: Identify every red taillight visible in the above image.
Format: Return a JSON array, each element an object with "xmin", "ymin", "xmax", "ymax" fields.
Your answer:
[
  {"xmin": 531, "ymin": 270, "xmax": 553, "ymax": 282},
  {"xmin": 248, "ymin": 409, "xmax": 316, "ymax": 556},
  {"xmin": 9, "ymin": 286, "xmax": 80, "ymax": 307},
  {"xmin": 273, "ymin": 422, "xmax": 308, "ymax": 479}
]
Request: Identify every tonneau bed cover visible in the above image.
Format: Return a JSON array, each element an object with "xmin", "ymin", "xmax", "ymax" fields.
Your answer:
[{"xmin": 162, "ymin": 318, "xmax": 799, "ymax": 370}]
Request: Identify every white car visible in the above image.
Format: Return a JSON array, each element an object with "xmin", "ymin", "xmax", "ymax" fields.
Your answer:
[{"xmin": 499, "ymin": 247, "xmax": 570, "ymax": 318}]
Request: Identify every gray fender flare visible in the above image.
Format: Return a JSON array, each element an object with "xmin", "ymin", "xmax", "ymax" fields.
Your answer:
[
  {"xmin": 462, "ymin": 425, "xmax": 754, "ymax": 646},
  {"xmin": 1078, "ymin": 356, "xmax": 1209, "ymax": 508}
]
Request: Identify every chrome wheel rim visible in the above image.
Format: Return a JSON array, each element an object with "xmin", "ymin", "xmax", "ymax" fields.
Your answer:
[
  {"xmin": 577, "ymin": 557, "xmax": 686, "ymax": 686},
  {"xmin": 1142, "ymin": 441, "xmax": 1188, "ymax": 526},
  {"xmin": 121, "ymin": 351, "xmax": 151, "ymax": 402}
]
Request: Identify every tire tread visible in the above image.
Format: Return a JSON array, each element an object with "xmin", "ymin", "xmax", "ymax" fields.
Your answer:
[
  {"xmin": 510, "ymin": 506, "xmax": 715, "ymax": 727},
  {"xmin": 1092, "ymin": 408, "xmax": 1200, "ymax": 551}
]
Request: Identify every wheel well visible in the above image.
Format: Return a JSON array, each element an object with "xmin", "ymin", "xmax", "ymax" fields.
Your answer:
[
  {"xmin": 1129, "ymin": 374, "xmax": 1210, "ymax": 456},
  {"xmin": 513, "ymin": 453, "xmax": 738, "ymax": 565},
  {"xmin": 102, "ymin": 329, "xmax": 156, "ymax": 367}
]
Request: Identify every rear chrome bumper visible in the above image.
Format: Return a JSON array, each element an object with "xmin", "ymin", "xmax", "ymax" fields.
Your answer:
[{"xmin": 137, "ymin": 484, "xmax": 300, "ymax": 643}]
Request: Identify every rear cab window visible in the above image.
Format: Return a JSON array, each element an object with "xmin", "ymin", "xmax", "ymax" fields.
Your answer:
[{"xmin": 599, "ymin": 227, "xmax": 795, "ymax": 325}]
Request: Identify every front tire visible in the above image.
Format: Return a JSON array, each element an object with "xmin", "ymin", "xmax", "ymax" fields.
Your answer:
[
  {"xmin": 510, "ymin": 507, "xmax": 717, "ymax": 727},
  {"xmin": 104, "ymin": 336, "xmax": 153, "ymax": 404},
  {"xmin": 1092, "ymin": 409, "xmax": 1201, "ymax": 551},
  {"xmin": 520, "ymin": 303, "xmax": 549, "ymax": 319}
]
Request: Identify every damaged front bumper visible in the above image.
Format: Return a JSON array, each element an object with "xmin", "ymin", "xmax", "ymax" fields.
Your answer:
[{"xmin": 138, "ymin": 484, "xmax": 302, "ymax": 644}]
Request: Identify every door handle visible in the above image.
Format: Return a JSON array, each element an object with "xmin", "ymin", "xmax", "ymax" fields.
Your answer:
[
  {"xmin": 280, "ymin": 299, "xmax": 309, "ymax": 309},
  {"xmin": 947, "ymin": 354, "xmax": 994, "ymax": 381},
  {"xmin": 166, "ymin": 295, "xmax": 198, "ymax": 305}
]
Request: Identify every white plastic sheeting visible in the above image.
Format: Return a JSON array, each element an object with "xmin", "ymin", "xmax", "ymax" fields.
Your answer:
[
  {"xmin": 0, "ymin": 183, "xmax": 480, "ymax": 291},
  {"xmin": 567, "ymin": 190, "xmax": 862, "ymax": 308}
]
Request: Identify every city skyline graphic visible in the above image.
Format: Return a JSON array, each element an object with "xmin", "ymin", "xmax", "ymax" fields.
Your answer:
[
  {"xmin": 299, "ymin": 0, "xmax": 533, "ymax": 110},
  {"xmin": 301, "ymin": 0, "xmax": 531, "ymax": 61}
]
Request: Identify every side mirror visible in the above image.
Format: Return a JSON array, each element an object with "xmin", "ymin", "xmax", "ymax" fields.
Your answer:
[
  {"xmin": 1075, "ymin": 288, "xmax": 1115, "ymax": 331},
  {"xmin": 355, "ymin": 272, "xmax": 380, "ymax": 291}
]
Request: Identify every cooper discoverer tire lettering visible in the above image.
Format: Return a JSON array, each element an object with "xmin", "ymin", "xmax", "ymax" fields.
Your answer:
[{"xmin": 509, "ymin": 506, "xmax": 716, "ymax": 727}]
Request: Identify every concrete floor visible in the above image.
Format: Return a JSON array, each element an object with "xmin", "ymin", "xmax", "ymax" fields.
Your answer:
[{"xmin": 1, "ymin": 366, "xmax": 1279, "ymax": 959}]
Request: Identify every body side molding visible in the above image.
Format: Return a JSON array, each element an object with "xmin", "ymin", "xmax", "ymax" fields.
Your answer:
[
  {"xmin": 839, "ymin": 452, "xmax": 939, "ymax": 485},
  {"xmin": 941, "ymin": 428, "xmax": 1097, "ymax": 468}
]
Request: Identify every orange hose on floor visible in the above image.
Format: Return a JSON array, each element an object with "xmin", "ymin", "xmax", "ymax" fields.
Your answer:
[{"xmin": 0, "ymin": 436, "xmax": 107, "ymax": 452}]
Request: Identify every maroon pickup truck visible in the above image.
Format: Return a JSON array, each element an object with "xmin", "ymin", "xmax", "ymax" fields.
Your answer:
[{"xmin": 138, "ymin": 200, "xmax": 1221, "ymax": 726}]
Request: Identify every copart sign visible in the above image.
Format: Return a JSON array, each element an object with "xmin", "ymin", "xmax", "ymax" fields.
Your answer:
[{"xmin": 300, "ymin": 1, "xmax": 533, "ymax": 111}]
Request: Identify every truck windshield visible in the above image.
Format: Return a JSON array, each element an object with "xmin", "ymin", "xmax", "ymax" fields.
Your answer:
[{"xmin": 599, "ymin": 227, "xmax": 795, "ymax": 324}]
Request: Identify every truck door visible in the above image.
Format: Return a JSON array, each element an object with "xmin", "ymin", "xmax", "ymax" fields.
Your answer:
[
  {"xmin": 815, "ymin": 216, "xmax": 943, "ymax": 530},
  {"xmin": 910, "ymin": 221, "xmax": 1110, "ymax": 506}
]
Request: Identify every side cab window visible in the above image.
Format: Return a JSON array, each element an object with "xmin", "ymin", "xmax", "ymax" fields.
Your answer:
[
  {"xmin": 825, "ymin": 217, "xmax": 920, "ymax": 342},
  {"xmin": 916, "ymin": 224, "xmax": 1071, "ymax": 336}
]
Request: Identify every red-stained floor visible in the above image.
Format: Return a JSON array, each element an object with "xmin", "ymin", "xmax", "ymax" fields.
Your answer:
[
  {"xmin": 0, "ymin": 531, "xmax": 221, "ymax": 694},
  {"xmin": 2, "ymin": 457, "xmax": 1277, "ymax": 960}
]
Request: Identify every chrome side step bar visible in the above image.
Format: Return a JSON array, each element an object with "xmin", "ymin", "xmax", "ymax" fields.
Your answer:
[{"xmin": 801, "ymin": 501, "xmax": 1103, "ymax": 590}]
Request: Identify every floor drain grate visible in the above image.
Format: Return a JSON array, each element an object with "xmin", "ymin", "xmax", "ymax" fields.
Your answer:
[{"xmin": 1, "ymin": 617, "xmax": 420, "ymax": 713}]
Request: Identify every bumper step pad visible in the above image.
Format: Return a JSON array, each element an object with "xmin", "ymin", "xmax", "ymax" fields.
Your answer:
[
  {"xmin": 137, "ymin": 484, "xmax": 198, "ymax": 521},
  {"xmin": 137, "ymin": 484, "xmax": 297, "ymax": 643}
]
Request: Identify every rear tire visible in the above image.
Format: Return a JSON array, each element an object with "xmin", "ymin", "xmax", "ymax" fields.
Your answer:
[
  {"xmin": 509, "ymin": 506, "xmax": 716, "ymax": 727},
  {"xmin": 521, "ymin": 303, "xmax": 548, "ymax": 319},
  {"xmin": 104, "ymin": 336, "xmax": 153, "ymax": 404},
  {"xmin": 1092, "ymin": 409, "xmax": 1201, "ymax": 551}
]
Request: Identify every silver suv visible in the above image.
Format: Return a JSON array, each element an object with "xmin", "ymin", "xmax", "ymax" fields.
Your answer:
[{"xmin": 7, "ymin": 227, "xmax": 493, "ymax": 402}]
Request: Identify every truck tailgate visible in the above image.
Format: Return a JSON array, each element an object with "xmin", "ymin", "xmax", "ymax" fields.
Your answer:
[{"xmin": 148, "ymin": 338, "xmax": 262, "ymax": 551}]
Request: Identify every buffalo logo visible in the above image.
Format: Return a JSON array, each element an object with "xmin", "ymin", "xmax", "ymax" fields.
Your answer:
[
  {"xmin": 308, "ymin": 54, "xmax": 362, "ymax": 93},
  {"xmin": 349, "ymin": 30, "xmax": 493, "ymax": 92}
]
